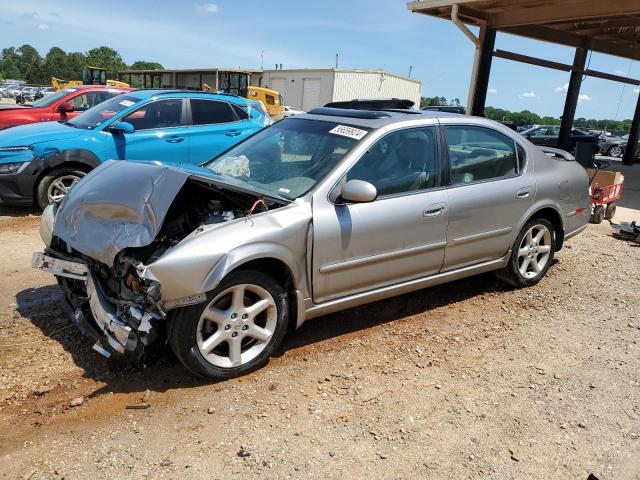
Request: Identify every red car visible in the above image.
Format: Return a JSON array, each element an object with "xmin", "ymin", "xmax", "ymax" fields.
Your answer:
[{"xmin": 0, "ymin": 85, "xmax": 132, "ymax": 131}]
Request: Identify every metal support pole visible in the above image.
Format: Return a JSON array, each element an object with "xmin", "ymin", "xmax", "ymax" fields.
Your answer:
[
  {"xmin": 558, "ymin": 47, "xmax": 587, "ymax": 151},
  {"xmin": 470, "ymin": 27, "xmax": 496, "ymax": 117},
  {"xmin": 623, "ymin": 92, "xmax": 640, "ymax": 165}
]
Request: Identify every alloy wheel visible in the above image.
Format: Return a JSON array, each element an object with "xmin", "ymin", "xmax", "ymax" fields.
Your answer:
[
  {"xmin": 609, "ymin": 145, "xmax": 623, "ymax": 157},
  {"xmin": 47, "ymin": 174, "xmax": 84, "ymax": 203},
  {"xmin": 517, "ymin": 224, "xmax": 552, "ymax": 279},
  {"xmin": 196, "ymin": 284, "xmax": 277, "ymax": 368}
]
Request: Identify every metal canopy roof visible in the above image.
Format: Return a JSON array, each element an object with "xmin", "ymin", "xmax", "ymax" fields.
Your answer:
[{"xmin": 407, "ymin": 0, "xmax": 640, "ymax": 61}]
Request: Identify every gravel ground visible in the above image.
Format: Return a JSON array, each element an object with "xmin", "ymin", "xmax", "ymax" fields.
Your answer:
[{"xmin": 0, "ymin": 206, "xmax": 639, "ymax": 480}]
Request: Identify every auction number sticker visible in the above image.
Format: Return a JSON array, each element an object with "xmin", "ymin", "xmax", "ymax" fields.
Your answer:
[
  {"xmin": 119, "ymin": 100, "xmax": 135, "ymax": 107},
  {"xmin": 329, "ymin": 125, "xmax": 368, "ymax": 140}
]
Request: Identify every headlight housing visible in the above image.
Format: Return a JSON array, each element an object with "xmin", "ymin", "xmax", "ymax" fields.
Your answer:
[
  {"xmin": 0, "ymin": 162, "xmax": 29, "ymax": 174},
  {"xmin": 0, "ymin": 146, "xmax": 30, "ymax": 152}
]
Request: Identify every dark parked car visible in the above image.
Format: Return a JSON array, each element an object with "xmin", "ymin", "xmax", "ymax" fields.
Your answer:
[
  {"xmin": 598, "ymin": 134, "xmax": 639, "ymax": 158},
  {"xmin": 520, "ymin": 125, "xmax": 599, "ymax": 154}
]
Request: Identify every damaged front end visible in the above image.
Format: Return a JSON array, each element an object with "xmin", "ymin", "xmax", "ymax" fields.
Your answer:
[
  {"xmin": 33, "ymin": 160, "xmax": 289, "ymax": 357},
  {"xmin": 33, "ymin": 248, "xmax": 164, "ymax": 356}
]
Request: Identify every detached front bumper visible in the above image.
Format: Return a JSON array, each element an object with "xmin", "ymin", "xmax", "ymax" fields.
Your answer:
[{"xmin": 32, "ymin": 252, "xmax": 144, "ymax": 355}]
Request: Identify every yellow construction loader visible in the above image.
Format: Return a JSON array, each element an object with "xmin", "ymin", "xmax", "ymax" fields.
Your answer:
[
  {"xmin": 52, "ymin": 66, "xmax": 129, "ymax": 90},
  {"xmin": 202, "ymin": 83, "xmax": 284, "ymax": 119}
]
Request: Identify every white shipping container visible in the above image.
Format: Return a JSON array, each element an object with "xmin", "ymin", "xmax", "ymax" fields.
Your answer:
[
  {"xmin": 332, "ymin": 70, "xmax": 421, "ymax": 107},
  {"xmin": 257, "ymin": 69, "xmax": 421, "ymax": 111}
]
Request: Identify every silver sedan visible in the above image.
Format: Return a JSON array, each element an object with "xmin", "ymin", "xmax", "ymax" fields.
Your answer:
[{"xmin": 34, "ymin": 108, "xmax": 590, "ymax": 379}]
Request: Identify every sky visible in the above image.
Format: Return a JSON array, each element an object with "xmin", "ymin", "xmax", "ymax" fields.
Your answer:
[{"xmin": 1, "ymin": 0, "xmax": 639, "ymax": 120}]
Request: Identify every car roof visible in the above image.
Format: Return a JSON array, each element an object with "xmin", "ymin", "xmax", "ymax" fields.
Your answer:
[
  {"xmin": 70, "ymin": 85, "xmax": 131, "ymax": 91},
  {"xmin": 297, "ymin": 107, "xmax": 463, "ymax": 128},
  {"xmin": 127, "ymin": 89, "xmax": 251, "ymax": 105}
]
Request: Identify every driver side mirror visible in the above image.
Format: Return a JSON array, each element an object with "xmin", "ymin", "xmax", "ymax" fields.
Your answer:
[
  {"xmin": 58, "ymin": 102, "xmax": 74, "ymax": 114},
  {"xmin": 109, "ymin": 121, "xmax": 135, "ymax": 134},
  {"xmin": 339, "ymin": 180, "xmax": 377, "ymax": 203}
]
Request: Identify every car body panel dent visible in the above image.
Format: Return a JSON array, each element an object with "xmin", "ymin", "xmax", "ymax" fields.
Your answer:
[{"xmin": 53, "ymin": 160, "xmax": 190, "ymax": 266}]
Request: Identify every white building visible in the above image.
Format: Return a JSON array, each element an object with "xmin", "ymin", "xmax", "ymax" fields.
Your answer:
[{"xmin": 255, "ymin": 69, "xmax": 422, "ymax": 111}]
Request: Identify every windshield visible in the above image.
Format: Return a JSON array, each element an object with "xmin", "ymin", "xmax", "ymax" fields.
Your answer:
[
  {"xmin": 203, "ymin": 118, "xmax": 369, "ymax": 199},
  {"xmin": 31, "ymin": 88, "xmax": 78, "ymax": 108},
  {"xmin": 67, "ymin": 95, "xmax": 140, "ymax": 130}
]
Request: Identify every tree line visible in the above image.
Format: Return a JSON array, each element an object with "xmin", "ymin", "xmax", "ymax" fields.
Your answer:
[
  {"xmin": 421, "ymin": 96, "xmax": 633, "ymax": 132},
  {"xmin": 0, "ymin": 45, "xmax": 163, "ymax": 85}
]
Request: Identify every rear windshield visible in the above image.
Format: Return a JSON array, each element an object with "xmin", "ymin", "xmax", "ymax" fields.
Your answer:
[{"xmin": 67, "ymin": 95, "xmax": 140, "ymax": 129}]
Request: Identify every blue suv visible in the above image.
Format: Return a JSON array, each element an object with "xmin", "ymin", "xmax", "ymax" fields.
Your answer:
[{"xmin": 0, "ymin": 90, "xmax": 270, "ymax": 209}]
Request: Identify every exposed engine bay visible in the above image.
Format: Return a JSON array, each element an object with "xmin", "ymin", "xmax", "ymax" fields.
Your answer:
[{"xmin": 40, "ymin": 177, "xmax": 286, "ymax": 357}]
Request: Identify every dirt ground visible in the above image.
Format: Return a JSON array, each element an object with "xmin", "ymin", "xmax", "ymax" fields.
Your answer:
[{"xmin": 0, "ymin": 204, "xmax": 639, "ymax": 480}]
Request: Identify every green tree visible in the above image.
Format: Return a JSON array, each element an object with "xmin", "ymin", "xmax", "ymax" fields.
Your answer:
[
  {"xmin": 13, "ymin": 45, "xmax": 46, "ymax": 83},
  {"xmin": 63, "ymin": 52, "xmax": 87, "ymax": 80},
  {"xmin": 45, "ymin": 47, "xmax": 67, "ymax": 79},
  {"xmin": 0, "ymin": 47, "xmax": 21, "ymax": 79},
  {"xmin": 129, "ymin": 60, "xmax": 164, "ymax": 70},
  {"xmin": 420, "ymin": 96, "xmax": 448, "ymax": 107},
  {"xmin": 85, "ymin": 46, "xmax": 126, "ymax": 72}
]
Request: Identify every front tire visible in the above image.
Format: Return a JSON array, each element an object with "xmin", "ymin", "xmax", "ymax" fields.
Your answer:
[
  {"xmin": 608, "ymin": 145, "xmax": 623, "ymax": 158},
  {"xmin": 495, "ymin": 218, "xmax": 556, "ymax": 288},
  {"xmin": 169, "ymin": 270, "xmax": 288, "ymax": 380},
  {"xmin": 36, "ymin": 167, "xmax": 86, "ymax": 210}
]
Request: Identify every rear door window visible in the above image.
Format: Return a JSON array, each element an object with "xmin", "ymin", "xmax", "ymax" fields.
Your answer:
[
  {"xmin": 444, "ymin": 125, "xmax": 519, "ymax": 185},
  {"xmin": 190, "ymin": 99, "xmax": 236, "ymax": 125}
]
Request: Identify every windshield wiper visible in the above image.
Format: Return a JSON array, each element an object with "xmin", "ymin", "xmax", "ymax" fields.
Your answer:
[{"xmin": 62, "ymin": 121, "xmax": 78, "ymax": 128}]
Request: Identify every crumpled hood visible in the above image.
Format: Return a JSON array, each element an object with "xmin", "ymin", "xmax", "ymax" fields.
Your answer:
[
  {"xmin": 53, "ymin": 160, "xmax": 190, "ymax": 266},
  {"xmin": 0, "ymin": 120, "xmax": 84, "ymax": 146}
]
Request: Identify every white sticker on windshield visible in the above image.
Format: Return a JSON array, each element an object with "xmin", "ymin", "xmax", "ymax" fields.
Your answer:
[
  {"xmin": 329, "ymin": 125, "xmax": 368, "ymax": 140},
  {"xmin": 119, "ymin": 100, "xmax": 135, "ymax": 107},
  {"xmin": 278, "ymin": 187, "xmax": 291, "ymax": 194}
]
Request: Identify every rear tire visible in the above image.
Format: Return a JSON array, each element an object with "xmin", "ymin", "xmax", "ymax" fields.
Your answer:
[
  {"xmin": 495, "ymin": 218, "xmax": 556, "ymax": 288},
  {"xmin": 168, "ymin": 270, "xmax": 288, "ymax": 380},
  {"xmin": 604, "ymin": 202, "xmax": 616, "ymax": 221},
  {"xmin": 590, "ymin": 205, "xmax": 605, "ymax": 224},
  {"xmin": 36, "ymin": 167, "xmax": 87, "ymax": 210}
]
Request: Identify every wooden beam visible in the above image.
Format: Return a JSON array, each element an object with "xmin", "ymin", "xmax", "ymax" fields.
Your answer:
[
  {"xmin": 504, "ymin": 25, "xmax": 640, "ymax": 61},
  {"xmin": 493, "ymin": 49, "xmax": 572, "ymax": 72},
  {"xmin": 406, "ymin": 0, "xmax": 476, "ymax": 12},
  {"xmin": 489, "ymin": 0, "xmax": 640, "ymax": 28},
  {"xmin": 493, "ymin": 49, "xmax": 640, "ymax": 85},
  {"xmin": 585, "ymin": 69, "xmax": 640, "ymax": 86},
  {"xmin": 552, "ymin": 17, "xmax": 640, "ymax": 32}
]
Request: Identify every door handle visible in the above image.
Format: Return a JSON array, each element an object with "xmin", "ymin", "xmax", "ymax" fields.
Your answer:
[
  {"xmin": 423, "ymin": 203, "xmax": 446, "ymax": 217},
  {"xmin": 517, "ymin": 188, "xmax": 532, "ymax": 199},
  {"xmin": 165, "ymin": 136, "xmax": 184, "ymax": 143},
  {"xmin": 225, "ymin": 130, "xmax": 241, "ymax": 137}
]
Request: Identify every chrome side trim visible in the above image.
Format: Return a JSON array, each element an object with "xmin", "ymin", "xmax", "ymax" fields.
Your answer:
[
  {"xmin": 319, "ymin": 241, "xmax": 447, "ymax": 274},
  {"xmin": 305, "ymin": 252, "xmax": 510, "ymax": 320},
  {"xmin": 564, "ymin": 223, "xmax": 588, "ymax": 241},
  {"xmin": 448, "ymin": 227, "xmax": 513, "ymax": 246}
]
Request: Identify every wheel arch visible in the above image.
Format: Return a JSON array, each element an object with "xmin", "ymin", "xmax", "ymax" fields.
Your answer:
[
  {"xmin": 32, "ymin": 149, "xmax": 101, "ymax": 203},
  {"xmin": 524, "ymin": 206, "xmax": 565, "ymax": 251},
  {"xmin": 230, "ymin": 257, "xmax": 299, "ymax": 331}
]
